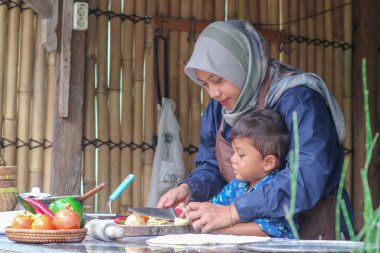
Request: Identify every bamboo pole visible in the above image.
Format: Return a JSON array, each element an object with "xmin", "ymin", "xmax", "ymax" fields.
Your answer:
[
  {"xmin": 201, "ymin": 0, "xmax": 214, "ymax": 110},
  {"xmin": 315, "ymin": 1, "xmax": 324, "ymax": 79},
  {"xmin": 178, "ymin": 0, "xmax": 191, "ymax": 176},
  {"xmin": 143, "ymin": 0, "xmax": 157, "ymax": 205},
  {"xmin": 109, "ymin": 0, "xmax": 122, "ymax": 214},
  {"xmin": 30, "ymin": 16, "xmax": 47, "ymax": 190},
  {"xmin": 227, "ymin": 0, "xmax": 236, "ymax": 20},
  {"xmin": 342, "ymin": 0, "xmax": 352, "ymax": 198},
  {"xmin": 189, "ymin": 0, "xmax": 203, "ymax": 172},
  {"xmin": 333, "ymin": 0, "xmax": 344, "ymax": 107},
  {"xmin": 96, "ymin": 0, "xmax": 110, "ymax": 212},
  {"xmin": 83, "ymin": 0, "xmax": 97, "ymax": 212},
  {"xmin": 132, "ymin": 0, "xmax": 146, "ymax": 207},
  {"xmin": 289, "ymin": 0, "xmax": 298, "ymax": 68},
  {"xmin": 237, "ymin": 0, "xmax": 248, "ymax": 20},
  {"xmin": 158, "ymin": 0, "xmax": 169, "ymax": 98},
  {"xmin": 3, "ymin": 0, "xmax": 20, "ymax": 167},
  {"xmin": 259, "ymin": 0, "xmax": 268, "ymax": 29},
  {"xmin": 323, "ymin": 0, "xmax": 334, "ymax": 92},
  {"xmin": 120, "ymin": 0, "xmax": 135, "ymax": 210},
  {"xmin": 168, "ymin": 0, "xmax": 180, "ymax": 109},
  {"xmin": 279, "ymin": 0, "xmax": 289, "ymax": 63},
  {"xmin": 298, "ymin": 0, "xmax": 307, "ymax": 71},
  {"xmin": 248, "ymin": 0, "xmax": 259, "ymax": 25},
  {"xmin": 43, "ymin": 52, "xmax": 56, "ymax": 193},
  {"xmin": 306, "ymin": 0, "xmax": 316, "ymax": 73},
  {"xmin": 17, "ymin": 5, "xmax": 34, "ymax": 193},
  {"xmin": 214, "ymin": 0, "xmax": 225, "ymax": 21},
  {"xmin": 269, "ymin": 0, "xmax": 280, "ymax": 59},
  {"xmin": 0, "ymin": 4, "xmax": 8, "ymax": 147}
]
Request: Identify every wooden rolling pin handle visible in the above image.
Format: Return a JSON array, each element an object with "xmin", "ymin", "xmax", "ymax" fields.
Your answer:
[{"xmin": 79, "ymin": 182, "xmax": 106, "ymax": 202}]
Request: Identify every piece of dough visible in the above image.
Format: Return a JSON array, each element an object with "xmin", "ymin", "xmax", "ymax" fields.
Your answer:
[
  {"xmin": 125, "ymin": 214, "xmax": 146, "ymax": 226},
  {"xmin": 146, "ymin": 233, "xmax": 270, "ymax": 245}
]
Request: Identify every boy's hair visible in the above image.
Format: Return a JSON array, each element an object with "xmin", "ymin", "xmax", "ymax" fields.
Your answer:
[{"xmin": 230, "ymin": 109, "xmax": 290, "ymax": 169}]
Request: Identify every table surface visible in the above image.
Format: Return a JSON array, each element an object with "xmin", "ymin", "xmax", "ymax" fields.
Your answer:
[{"xmin": 0, "ymin": 235, "xmax": 248, "ymax": 253}]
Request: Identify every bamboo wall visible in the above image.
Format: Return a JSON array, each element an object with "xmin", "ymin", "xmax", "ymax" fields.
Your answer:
[{"xmin": 0, "ymin": 0, "xmax": 354, "ymax": 212}]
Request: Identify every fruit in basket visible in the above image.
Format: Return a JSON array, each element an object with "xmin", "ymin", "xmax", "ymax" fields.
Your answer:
[
  {"xmin": 49, "ymin": 196, "xmax": 84, "ymax": 227},
  {"xmin": 52, "ymin": 203, "xmax": 81, "ymax": 229},
  {"xmin": 12, "ymin": 212, "xmax": 34, "ymax": 229},
  {"xmin": 31, "ymin": 213, "xmax": 54, "ymax": 230}
]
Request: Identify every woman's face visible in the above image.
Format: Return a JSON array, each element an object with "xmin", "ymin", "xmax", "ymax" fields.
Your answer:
[
  {"xmin": 231, "ymin": 137, "xmax": 267, "ymax": 188},
  {"xmin": 196, "ymin": 69, "xmax": 241, "ymax": 110}
]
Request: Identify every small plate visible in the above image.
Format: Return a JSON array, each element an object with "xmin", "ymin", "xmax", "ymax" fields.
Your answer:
[{"xmin": 5, "ymin": 227, "xmax": 87, "ymax": 243}]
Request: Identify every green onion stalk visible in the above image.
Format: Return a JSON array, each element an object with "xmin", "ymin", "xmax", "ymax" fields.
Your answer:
[{"xmin": 284, "ymin": 111, "xmax": 300, "ymax": 240}]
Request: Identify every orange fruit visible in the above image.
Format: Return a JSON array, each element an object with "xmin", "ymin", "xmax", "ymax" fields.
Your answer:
[
  {"xmin": 12, "ymin": 212, "xmax": 33, "ymax": 229},
  {"xmin": 31, "ymin": 214, "xmax": 54, "ymax": 230}
]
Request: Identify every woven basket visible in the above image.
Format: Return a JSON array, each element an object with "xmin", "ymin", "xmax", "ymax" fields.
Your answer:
[
  {"xmin": 0, "ymin": 187, "xmax": 18, "ymax": 211},
  {"xmin": 5, "ymin": 227, "xmax": 87, "ymax": 243}
]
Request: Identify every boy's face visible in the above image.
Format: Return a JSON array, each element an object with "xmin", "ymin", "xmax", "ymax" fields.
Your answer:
[{"xmin": 231, "ymin": 137, "xmax": 268, "ymax": 187}]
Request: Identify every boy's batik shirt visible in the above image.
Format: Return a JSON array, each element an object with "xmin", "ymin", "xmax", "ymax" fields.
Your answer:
[{"xmin": 210, "ymin": 171, "xmax": 296, "ymax": 239}]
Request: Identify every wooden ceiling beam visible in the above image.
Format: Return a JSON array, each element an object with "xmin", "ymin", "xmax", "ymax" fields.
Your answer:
[
  {"xmin": 23, "ymin": 0, "xmax": 52, "ymax": 19},
  {"xmin": 24, "ymin": 0, "xmax": 58, "ymax": 52},
  {"xmin": 151, "ymin": 17, "xmax": 289, "ymax": 45}
]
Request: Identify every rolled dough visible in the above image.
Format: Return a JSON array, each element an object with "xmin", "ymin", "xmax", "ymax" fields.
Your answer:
[{"xmin": 146, "ymin": 233, "xmax": 270, "ymax": 245}]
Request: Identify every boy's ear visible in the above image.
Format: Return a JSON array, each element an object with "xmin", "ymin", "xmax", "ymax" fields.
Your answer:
[{"xmin": 263, "ymin": 155, "xmax": 277, "ymax": 172}]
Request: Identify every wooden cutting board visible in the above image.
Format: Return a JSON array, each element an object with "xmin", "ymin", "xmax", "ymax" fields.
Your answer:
[{"xmin": 119, "ymin": 223, "xmax": 194, "ymax": 236}]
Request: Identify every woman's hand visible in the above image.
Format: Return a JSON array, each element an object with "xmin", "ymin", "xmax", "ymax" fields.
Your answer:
[
  {"xmin": 185, "ymin": 202, "xmax": 240, "ymax": 233},
  {"xmin": 156, "ymin": 184, "xmax": 190, "ymax": 211}
]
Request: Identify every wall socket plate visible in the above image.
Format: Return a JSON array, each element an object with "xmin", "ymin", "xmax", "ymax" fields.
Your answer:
[{"xmin": 73, "ymin": 2, "xmax": 88, "ymax": 31}]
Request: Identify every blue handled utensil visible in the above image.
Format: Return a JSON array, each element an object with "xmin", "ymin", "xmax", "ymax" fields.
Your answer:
[{"xmin": 107, "ymin": 174, "xmax": 135, "ymax": 213}]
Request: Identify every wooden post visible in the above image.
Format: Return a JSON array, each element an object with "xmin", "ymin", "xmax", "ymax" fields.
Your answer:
[
  {"xmin": 50, "ymin": 0, "xmax": 85, "ymax": 196},
  {"xmin": 352, "ymin": 0, "xmax": 380, "ymax": 231}
]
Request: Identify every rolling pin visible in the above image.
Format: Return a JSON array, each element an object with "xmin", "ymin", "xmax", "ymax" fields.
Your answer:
[{"xmin": 85, "ymin": 219, "xmax": 124, "ymax": 242}]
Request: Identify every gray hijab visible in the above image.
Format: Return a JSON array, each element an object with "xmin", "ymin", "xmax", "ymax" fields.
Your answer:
[{"xmin": 184, "ymin": 20, "xmax": 345, "ymax": 145}]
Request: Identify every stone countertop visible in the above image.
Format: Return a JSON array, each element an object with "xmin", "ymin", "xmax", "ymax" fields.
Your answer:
[{"xmin": 0, "ymin": 235, "xmax": 244, "ymax": 253}]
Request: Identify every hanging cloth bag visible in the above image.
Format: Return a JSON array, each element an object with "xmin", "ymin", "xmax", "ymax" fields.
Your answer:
[{"xmin": 147, "ymin": 98, "xmax": 185, "ymax": 207}]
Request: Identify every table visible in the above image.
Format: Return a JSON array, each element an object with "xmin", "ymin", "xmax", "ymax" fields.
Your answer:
[{"xmin": 0, "ymin": 235, "xmax": 244, "ymax": 253}]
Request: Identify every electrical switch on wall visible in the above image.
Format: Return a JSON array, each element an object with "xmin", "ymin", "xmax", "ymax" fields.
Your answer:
[{"xmin": 73, "ymin": 2, "xmax": 88, "ymax": 31}]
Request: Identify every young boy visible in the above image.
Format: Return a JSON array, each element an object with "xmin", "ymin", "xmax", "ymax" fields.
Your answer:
[{"xmin": 210, "ymin": 109, "xmax": 296, "ymax": 238}]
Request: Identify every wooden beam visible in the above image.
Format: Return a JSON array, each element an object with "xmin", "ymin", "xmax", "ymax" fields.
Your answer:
[
  {"xmin": 23, "ymin": 0, "xmax": 52, "ymax": 19},
  {"xmin": 41, "ymin": 0, "xmax": 58, "ymax": 52},
  {"xmin": 151, "ymin": 17, "xmax": 288, "ymax": 45},
  {"xmin": 50, "ymin": 0, "xmax": 85, "ymax": 196},
  {"xmin": 24, "ymin": 0, "xmax": 58, "ymax": 52},
  {"xmin": 352, "ymin": 0, "xmax": 380, "ymax": 231},
  {"xmin": 59, "ymin": 0, "xmax": 73, "ymax": 117}
]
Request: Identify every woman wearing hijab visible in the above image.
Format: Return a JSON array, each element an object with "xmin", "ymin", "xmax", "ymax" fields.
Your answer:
[{"xmin": 157, "ymin": 20, "xmax": 353, "ymax": 239}]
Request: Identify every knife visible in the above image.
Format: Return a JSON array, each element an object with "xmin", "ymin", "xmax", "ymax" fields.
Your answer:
[{"xmin": 126, "ymin": 207, "xmax": 184, "ymax": 221}]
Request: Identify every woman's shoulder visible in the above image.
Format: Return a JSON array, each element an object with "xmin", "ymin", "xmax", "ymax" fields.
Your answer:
[{"xmin": 275, "ymin": 85, "xmax": 327, "ymax": 109}]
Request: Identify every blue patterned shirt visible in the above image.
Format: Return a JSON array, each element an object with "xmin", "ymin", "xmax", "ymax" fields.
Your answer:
[{"xmin": 210, "ymin": 171, "xmax": 296, "ymax": 238}]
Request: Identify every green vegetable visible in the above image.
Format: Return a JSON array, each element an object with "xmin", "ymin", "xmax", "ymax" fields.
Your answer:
[
  {"xmin": 48, "ymin": 197, "xmax": 84, "ymax": 227},
  {"xmin": 15, "ymin": 195, "xmax": 36, "ymax": 214}
]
